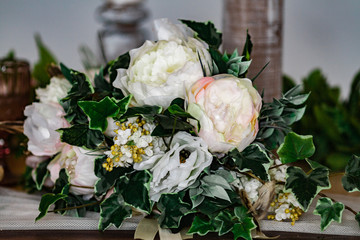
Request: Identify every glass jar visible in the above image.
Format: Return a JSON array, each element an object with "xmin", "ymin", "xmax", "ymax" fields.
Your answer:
[{"xmin": 96, "ymin": 1, "xmax": 148, "ymax": 63}]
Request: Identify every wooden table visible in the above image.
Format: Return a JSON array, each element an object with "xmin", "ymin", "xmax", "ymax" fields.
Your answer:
[{"xmin": 1, "ymin": 230, "xmax": 359, "ymax": 240}]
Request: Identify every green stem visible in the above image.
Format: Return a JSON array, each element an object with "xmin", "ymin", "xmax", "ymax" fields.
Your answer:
[
  {"xmin": 269, "ymin": 163, "xmax": 287, "ymax": 170},
  {"xmin": 70, "ymin": 184, "xmax": 94, "ymax": 189},
  {"xmin": 167, "ymin": 117, "xmax": 178, "ymax": 149},
  {"xmin": 48, "ymin": 201, "xmax": 99, "ymax": 213}
]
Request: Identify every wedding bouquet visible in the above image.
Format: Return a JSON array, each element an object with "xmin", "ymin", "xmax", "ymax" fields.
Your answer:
[{"xmin": 24, "ymin": 19, "xmax": 359, "ymax": 240}]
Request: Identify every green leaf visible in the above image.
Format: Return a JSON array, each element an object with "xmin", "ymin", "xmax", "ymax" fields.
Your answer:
[
  {"xmin": 201, "ymin": 175, "xmax": 232, "ymax": 191},
  {"xmin": 306, "ymin": 159, "xmax": 329, "ymax": 170},
  {"xmin": 34, "ymin": 158, "xmax": 51, "ymax": 190},
  {"xmin": 209, "ymin": 48, "xmax": 227, "ymax": 74},
  {"xmin": 242, "ymin": 30, "xmax": 253, "ymax": 61},
  {"xmin": 78, "ymin": 96, "xmax": 120, "ymax": 132},
  {"xmin": 107, "ymin": 52, "xmax": 130, "ymax": 83},
  {"xmin": 282, "ymin": 106, "xmax": 306, "ymax": 125},
  {"xmin": 356, "ymin": 212, "xmax": 360, "ymax": 228},
  {"xmin": 277, "ymin": 132, "xmax": 315, "ymax": 164},
  {"xmin": 157, "ymin": 192, "xmax": 194, "ymax": 228},
  {"xmin": 232, "ymin": 206, "xmax": 256, "ymax": 240},
  {"xmin": 342, "ymin": 155, "xmax": 360, "ymax": 192},
  {"xmin": 98, "ymin": 192, "xmax": 132, "ymax": 231},
  {"xmin": 32, "ymin": 34, "xmax": 58, "ymax": 88},
  {"xmin": 167, "ymin": 104, "xmax": 193, "ymax": 119},
  {"xmin": 58, "ymin": 124, "xmax": 104, "ymax": 149},
  {"xmin": 36, "ymin": 193, "xmax": 67, "ymax": 221},
  {"xmin": 94, "ymin": 157, "xmax": 133, "ymax": 197},
  {"xmin": 201, "ymin": 185, "xmax": 231, "ymax": 202},
  {"xmin": 180, "ymin": 20, "xmax": 222, "ymax": 49},
  {"xmin": 188, "ymin": 216, "xmax": 217, "ymax": 236},
  {"xmin": 53, "ymin": 168, "xmax": 70, "ymax": 194},
  {"xmin": 285, "ymin": 166, "xmax": 330, "ymax": 211},
  {"xmin": 313, "ymin": 197, "xmax": 344, "ymax": 231},
  {"xmin": 215, "ymin": 210, "xmax": 234, "ymax": 236},
  {"xmin": 120, "ymin": 105, "xmax": 162, "ymax": 120},
  {"xmin": 114, "ymin": 95, "xmax": 132, "ymax": 118},
  {"xmin": 228, "ymin": 144, "xmax": 272, "ymax": 181},
  {"xmin": 59, "ymin": 64, "xmax": 95, "ymax": 124},
  {"xmin": 251, "ymin": 61, "xmax": 270, "ymax": 82},
  {"xmin": 94, "ymin": 67, "xmax": 112, "ymax": 92},
  {"xmin": 115, "ymin": 170, "xmax": 152, "ymax": 214}
]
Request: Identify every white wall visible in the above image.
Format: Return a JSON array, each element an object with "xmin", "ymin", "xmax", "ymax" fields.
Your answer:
[{"xmin": 1, "ymin": 0, "xmax": 359, "ymax": 97}]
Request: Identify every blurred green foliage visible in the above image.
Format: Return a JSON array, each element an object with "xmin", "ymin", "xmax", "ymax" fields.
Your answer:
[
  {"xmin": 32, "ymin": 34, "xmax": 58, "ymax": 88},
  {"xmin": 283, "ymin": 70, "xmax": 360, "ymax": 171}
]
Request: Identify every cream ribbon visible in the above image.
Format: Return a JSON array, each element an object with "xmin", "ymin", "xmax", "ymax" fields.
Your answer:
[{"xmin": 134, "ymin": 217, "xmax": 193, "ymax": 240}]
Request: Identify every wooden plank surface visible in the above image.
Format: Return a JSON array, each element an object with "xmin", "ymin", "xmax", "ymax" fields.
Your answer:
[{"xmin": 0, "ymin": 230, "xmax": 358, "ymax": 240}]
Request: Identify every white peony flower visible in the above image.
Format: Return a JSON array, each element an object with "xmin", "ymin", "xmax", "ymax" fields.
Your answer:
[
  {"xmin": 187, "ymin": 74, "xmax": 262, "ymax": 153},
  {"xmin": 24, "ymin": 102, "xmax": 69, "ymax": 156},
  {"xmin": 113, "ymin": 18, "xmax": 212, "ymax": 108},
  {"xmin": 35, "ymin": 77, "xmax": 72, "ymax": 105},
  {"xmin": 47, "ymin": 145, "xmax": 100, "ymax": 197},
  {"xmin": 142, "ymin": 132, "xmax": 213, "ymax": 202}
]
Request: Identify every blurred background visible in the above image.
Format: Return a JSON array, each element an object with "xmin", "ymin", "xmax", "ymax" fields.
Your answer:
[
  {"xmin": 0, "ymin": 0, "xmax": 360, "ymax": 173},
  {"xmin": 1, "ymin": 0, "xmax": 360, "ymax": 97}
]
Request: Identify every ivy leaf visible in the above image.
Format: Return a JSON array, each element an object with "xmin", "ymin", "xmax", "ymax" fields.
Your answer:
[
  {"xmin": 36, "ymin": 193, "xmax": 67, "ymax": 221},
  {"xmin": 188, "ymin": 216, "xmax": 217, "ymax": 236},
  {"xmin": 157, "ymin": 192, "xmax": 194, "ymax": 229},
  {"xmin": 60, "ymin": 63, "xmax": 94, "ymax": 124},
  {"xmin": 342, "ymin": 155, "xmax": 360, "ymax": 192},
  {"xmin": 106, "ymin": 52, "xmax": 130, "ymax": 83},
  {"xmin": 277, "ymin": 132, "xmax": 315, "ymax": 164},
  {"xmin": 313, "ymin": 197, "xmax": 344, "ymax": 231},
  {"xmin": 53, "ymin": 168, "xmax": 70, "ymax": 194},
  {"xmin": 34, "ymin": 158, "xmax": 52, "ymax": 190},
  {"xmin": 94, "ymin": 157, "xmax": 133, "ymax": 197},
  {"xmin": 306, "ymin": 159, "xmax": 329, "ymax": 170},
  {"xmin": 94, "ymin": 67, "xmax": 111, "ymax": 92},
  {"xmin": 115, "ymin": 170, "xmax": 152, "ymax": 214},
  {"xmin": 285, "ymin": 166, "xmax": 330, "ymax": 211},
  {"xmin": 356, "ymin": 212, "xmax": 360, "ymax": 228},
  {"xmin": 232, "ymin": 206, "xmax": 256, "ymax": 240},
  {"xmin": 98, "ymin": 192, "xmax": 132, "ymax": 231},
  {"xmin": 78, "ymin": 96, "xmax": 120, "ymax": 132},
  {"xmin": 215, "ymin": 211, "xmax": 234, "ymax": 236},
  {"xmin": 114, "ymin": 95, "xmax": 132, "ymax": 119},
  {"xmin": 228, "ymin": 144, "xmax": 272, "ymax": 181},
  {"xmin": 58, "ymin": 124, "xmax": 104, "ymax": 149},
  {"xmin": 119, "ymin": 105, "xmax": 162, "ymax": 121},
  {"xmin": 61, "ymin": 65, "xmax": 94, "ymax": 99},
  {"xmin": 180, "ymin": 20, "xmax": 222, "ymax": 49}
]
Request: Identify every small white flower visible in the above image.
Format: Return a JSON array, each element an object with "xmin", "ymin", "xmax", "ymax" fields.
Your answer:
[
  {"xmin": 275, "ymin": 204, "xmax": 291, "ymax": 221},
  {"xmin": 104, "ymin": 117, "xmax": 166, "ymax": 169},
  {"xmin": 36, "ymin": 77, "xmax": 72, "ymax": 105}
]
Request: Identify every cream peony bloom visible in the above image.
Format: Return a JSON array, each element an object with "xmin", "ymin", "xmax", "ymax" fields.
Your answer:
[
  {"xmin": 136, "ymin": 132, "xmax": 212, "ymax": 202},
  {"xmin": 24, "ymin": 102, "xmax": 69, "ymax": 156},
  {"xmin": 35, "ymin": 77, "xmax": 72, "ymax": 105},
  {"xmin": 47, "ymin": 145, "xmax": 100, "ymax": 197},
  {"xmin": 113, "ymin": 18, "xmax": 212, "ymax": 108},
  {"xmin": 187, "ymin": 74, "xmax": 262, "ymax": 153}
]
